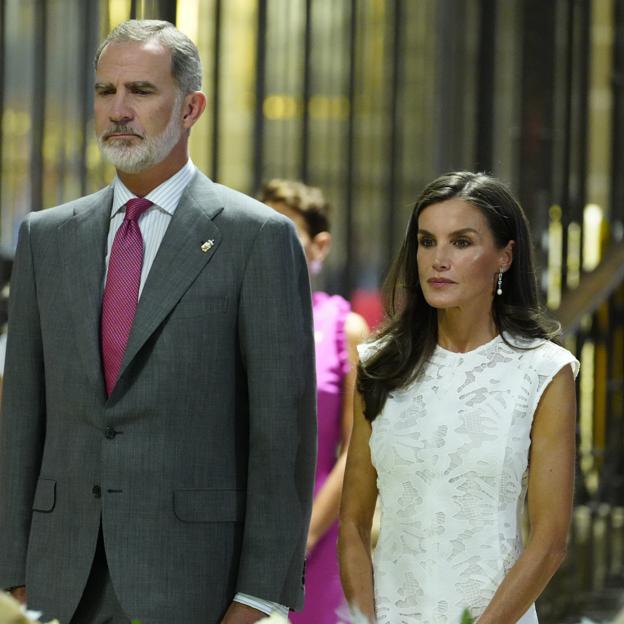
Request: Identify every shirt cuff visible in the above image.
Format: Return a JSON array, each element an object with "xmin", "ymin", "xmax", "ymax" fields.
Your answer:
[{"xmin": 234, "ymin": 592, "xmax": 289, "ymax": 617}]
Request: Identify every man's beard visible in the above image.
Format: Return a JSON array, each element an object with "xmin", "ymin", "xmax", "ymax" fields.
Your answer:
[{"xmin": 97, "ymin": 94, "xmax": 184, "ymax": 174}]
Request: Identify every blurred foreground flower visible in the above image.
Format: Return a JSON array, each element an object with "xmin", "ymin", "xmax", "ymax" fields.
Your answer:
[
  {"xmin": 257, "ymin": 614, "xmax": 290, "ymax": 624},
  {"xmin": 0, "ymin": 592, "xmax": 59, "ymax": 624}
]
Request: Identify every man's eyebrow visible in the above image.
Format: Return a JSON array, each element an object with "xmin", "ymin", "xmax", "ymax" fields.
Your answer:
[
  {"xmin": 126, "ymin": 81, "xmax": 158, "ymax": 91},
  {"xmin": 417, "ymin": 227, "xmax": 480, "ymax": 237},
  {"xmin": 94, "ymin": 81, "xmax": 158, "ymax": 91}
]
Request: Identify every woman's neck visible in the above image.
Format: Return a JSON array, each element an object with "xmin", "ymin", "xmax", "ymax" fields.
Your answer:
[{"xmin": 436, "ymin": 308, "xmax": 498, "ymax": 353}]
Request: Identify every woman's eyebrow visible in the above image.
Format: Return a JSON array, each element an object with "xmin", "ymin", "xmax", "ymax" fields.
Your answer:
[{"xmin": 417, "ymin": 227, "xmax": 479, "ymax": 237}]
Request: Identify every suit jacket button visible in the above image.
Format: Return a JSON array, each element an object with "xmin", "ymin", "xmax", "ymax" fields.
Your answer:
[
  {"xmin": 104, "ymin": 426, "xmax": 117, "ymax": 439},
  {"xmin": 92, "ymin": 485, "xmax": 102, "ymax": 498}
]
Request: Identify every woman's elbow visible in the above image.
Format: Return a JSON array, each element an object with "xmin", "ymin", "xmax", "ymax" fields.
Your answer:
[
  {"xmin": 544, "ymin": 542, "xmax": 567, "ymax": 573},
  {"xmin": 339, "ymin": 519, "xmax": 371, "ymax": 553},
  {"xmin": 532, "ymin": 530, "xmax": 569, "ymax": 573}
]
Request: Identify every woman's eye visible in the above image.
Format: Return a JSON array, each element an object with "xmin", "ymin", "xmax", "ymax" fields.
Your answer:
[
  {"xmin": 418, "ymin": 238, "xmax": 434, "ymax": 248},
  {"xmin": 454, "ymin": 239, "xmax": 471, "ymax": 248}
]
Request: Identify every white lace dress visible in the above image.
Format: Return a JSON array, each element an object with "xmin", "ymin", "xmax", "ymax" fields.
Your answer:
[{"xmin": 359, "ymin": 333, "xmax": 579, "ymax": 624}]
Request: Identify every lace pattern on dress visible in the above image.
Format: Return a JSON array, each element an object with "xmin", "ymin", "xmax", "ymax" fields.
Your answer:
[{"xmin": 356, "ymin": 334, "xmax": 578, "ymax": 623}]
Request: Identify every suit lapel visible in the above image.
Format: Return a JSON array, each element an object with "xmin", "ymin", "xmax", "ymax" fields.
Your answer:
[
  {"xmin": 58, "ymin": 187, "xmax": 112, "ymax": 396},
  {"xmin": 112, "ymin": 174, "xmax": 224, "ymax": 397}
]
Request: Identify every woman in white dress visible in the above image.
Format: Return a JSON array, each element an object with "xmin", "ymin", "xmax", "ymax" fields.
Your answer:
[{"xmin": 339, "ymin": 172, "xmax": 578, "ymax": 623}]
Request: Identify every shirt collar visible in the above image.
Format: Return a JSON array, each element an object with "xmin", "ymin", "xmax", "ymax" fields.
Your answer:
[{"xmin": 110, "ymin": 159, "xmax": 197, "ymax": 217}]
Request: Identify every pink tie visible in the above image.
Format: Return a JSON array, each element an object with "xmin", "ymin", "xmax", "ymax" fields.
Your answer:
[{"xmin": 101, "ymin": 197, "xmax": 153, "ymax": 396}]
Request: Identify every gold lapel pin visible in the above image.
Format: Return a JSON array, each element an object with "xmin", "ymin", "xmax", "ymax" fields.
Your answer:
[{"xmin": 201, "ymin": 240, "xmax": 214, "ymax": 253}]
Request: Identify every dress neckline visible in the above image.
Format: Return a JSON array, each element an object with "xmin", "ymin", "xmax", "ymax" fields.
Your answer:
[{"xmin": 435, "ymin": 332, "xmax": 503, "ymax": 357}]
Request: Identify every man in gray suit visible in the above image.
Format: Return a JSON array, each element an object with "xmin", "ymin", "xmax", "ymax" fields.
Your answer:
[{"xmin": 0, "ymin": 20, "xmax": 316, "ymax": 624}]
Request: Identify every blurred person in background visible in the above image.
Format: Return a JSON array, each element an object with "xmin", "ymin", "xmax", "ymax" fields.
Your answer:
[
  {"xmin": 0, "ymin": 246, "xmax": 13, "ymax": 385},
  {"xmin": 259, "ymin": 180, "xmax": 369, "ymax": 624},
  {"xmin": 339, "ymin": 171, "xmax": 578, "ymax": 623}
]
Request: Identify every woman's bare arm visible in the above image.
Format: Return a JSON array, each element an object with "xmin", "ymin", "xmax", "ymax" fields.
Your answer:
[
  {"xmin": 306, "ymin": 312, "xmax": 369, "ymax": 551},
  {"xmin": 478, "ymin": 364, "xmax": 577, "ymax": 623},
  {"xmin": 338, "ymin": 386, "xmax": 378, "ymax": 621}
]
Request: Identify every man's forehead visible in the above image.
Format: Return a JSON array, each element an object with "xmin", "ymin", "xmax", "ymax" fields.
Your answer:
[{"xmin": 96, "ymin": 39, "xmax": 172, "ymax": 76}]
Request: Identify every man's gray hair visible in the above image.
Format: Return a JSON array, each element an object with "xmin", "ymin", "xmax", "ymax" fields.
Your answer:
[{"xmin": 94, "ymin": 19, "xmax": 202, "ymax": 93}]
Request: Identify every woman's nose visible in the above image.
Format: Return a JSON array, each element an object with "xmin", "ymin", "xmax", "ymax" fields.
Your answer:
[{"xmin": 432, "ymin": 251, "xmax": 450, "ymax": 271}]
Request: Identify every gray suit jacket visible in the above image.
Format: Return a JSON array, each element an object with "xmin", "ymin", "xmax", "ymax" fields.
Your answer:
[{"xmin": 0, "ymin": 171, "xmax": 317, "ymax": 623}]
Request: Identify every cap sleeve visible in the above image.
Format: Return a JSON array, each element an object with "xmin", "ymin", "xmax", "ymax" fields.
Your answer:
[{"xmin": 529, "ymin": 341, "xmax": 579, "ymax": 415}]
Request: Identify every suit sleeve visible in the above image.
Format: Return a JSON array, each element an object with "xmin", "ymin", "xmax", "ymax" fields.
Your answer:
[
  {"xmin": 0, "ymin": 214, "xmax": 46, "ymax": 588},
  {"xmin": 236, "ymin": 216, "xmax": 316, "ymax": 609}
]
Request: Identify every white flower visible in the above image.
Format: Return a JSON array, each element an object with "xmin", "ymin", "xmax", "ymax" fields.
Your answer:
[
  {"xmin": 256, "ymin": 614, "xmax": 290, "ymax": 624},
  {"xmin": 0, "ymin": 592, "xmax": 59, "ymax": 624}
]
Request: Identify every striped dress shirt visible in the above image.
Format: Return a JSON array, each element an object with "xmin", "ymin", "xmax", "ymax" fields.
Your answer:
[{"xmin": 106, "ymin": 160, "xmax": 289, "ymax": 618}]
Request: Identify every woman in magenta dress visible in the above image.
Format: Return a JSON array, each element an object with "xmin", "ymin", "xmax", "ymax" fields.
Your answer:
[{"xmin": 259, "ymin": 180, "xmax": 369, "ymax": 623}]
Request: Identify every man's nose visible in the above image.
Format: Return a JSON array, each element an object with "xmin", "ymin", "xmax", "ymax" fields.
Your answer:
[{"xmin": 108, "ymin": 94, "xmax": 133, "ymax": 123}]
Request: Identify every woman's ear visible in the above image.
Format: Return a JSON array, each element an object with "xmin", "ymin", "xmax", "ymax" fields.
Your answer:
[
  {"xmin": 500, "ymin": 240, "xmax": 515, "ymax": 272},
  {"xmin": 310, "ymin": 231, "xmax": 332, "ymax": 263}
]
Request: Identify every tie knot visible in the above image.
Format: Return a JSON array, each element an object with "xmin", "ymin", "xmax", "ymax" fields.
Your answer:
[{"xmin": 125, "ymin": 197, "xmax": 153, "ymax": 222}]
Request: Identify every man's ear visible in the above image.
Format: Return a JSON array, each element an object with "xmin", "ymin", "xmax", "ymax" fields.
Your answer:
[{"xmin": 182, "ymin": 91, "xmax": 207, "ymax": 129}]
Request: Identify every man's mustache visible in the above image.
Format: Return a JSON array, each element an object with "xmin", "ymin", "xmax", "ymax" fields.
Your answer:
[{"xmin": 102, "ymin": 125, "xmax": 144, "ymax": 140}]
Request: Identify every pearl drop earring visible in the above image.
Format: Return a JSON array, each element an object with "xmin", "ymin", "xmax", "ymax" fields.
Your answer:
[
  {"xmin": 310, "ymin": 259, "xmax": 323, "ymax": 276},
  {"xmin": 497, "ymin": 268, "xmax": 503, "ymax": 296}
]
